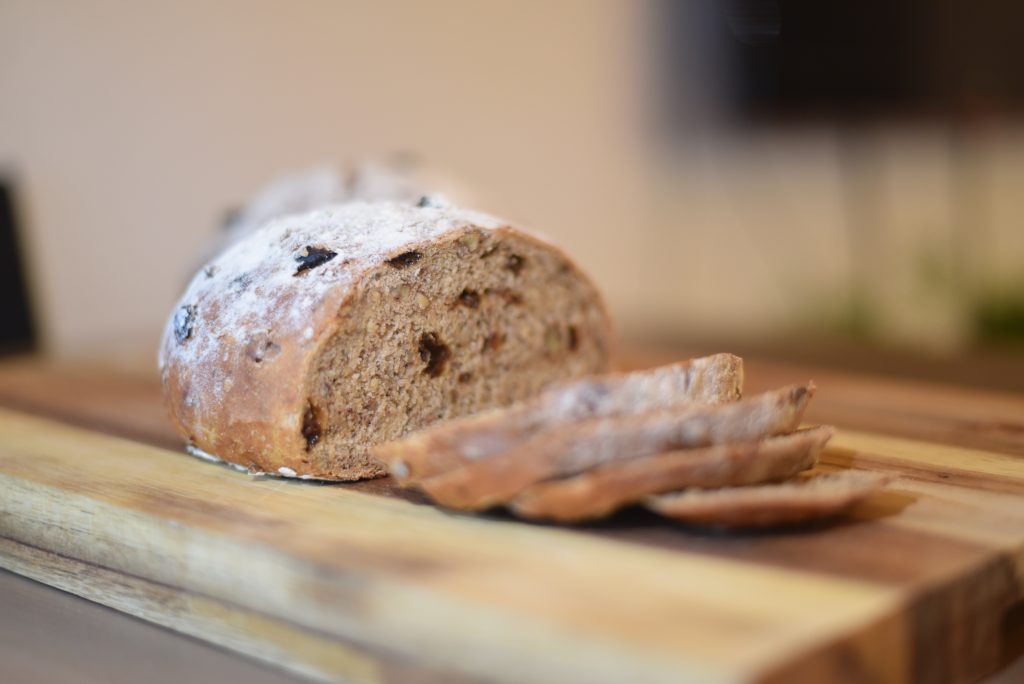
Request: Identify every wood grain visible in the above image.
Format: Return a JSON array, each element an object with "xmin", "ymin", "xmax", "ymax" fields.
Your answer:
[
  {"xmin": 0, "ymin": 566, "xmax": 303, "ymax": 684},
  {"xmin": 0, "ymin": 358, "xmax": 178, "ymax": 448},
  {"xmin": 1, "ymin": 403, "xmax": 1023, "ymax": 683},
  {"xmin": 0, "ymin": 538, "xmax": 383, "ymax": 684},
  {"xmin": 2, "ymin": 360, "xmax": 1024, "ymax": 679},
  {"xmin": 619, "ymin": 351, "xmax": 1024, "ymax": 458},
  {"xmin": 750, "ymin": 363, "xmax": 1024, "ymax": 459}
]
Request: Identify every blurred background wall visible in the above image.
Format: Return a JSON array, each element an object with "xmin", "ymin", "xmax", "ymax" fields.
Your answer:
[{"xmin": 1, "ymin": 1, "xmax": 1022, "ymax": 374}]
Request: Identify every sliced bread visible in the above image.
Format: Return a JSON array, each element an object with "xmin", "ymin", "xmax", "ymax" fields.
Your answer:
[
  {"xmin": 377, "ymin": 353, "xmax": 743, "ymax": 483},
  {"xmin": 418, "ymin": 384, "xmax": 815, "ymax": 511},
  {"xmin": 510, "ymin": 426, "xmax": 833, "ymax": 522},
  {"xmin": 646, "ymin": 470, "xmax": 891, "ymax": 528}
]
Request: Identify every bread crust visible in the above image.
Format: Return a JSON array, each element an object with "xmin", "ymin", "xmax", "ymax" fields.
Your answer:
[{"xmin": 159, "ymin": 200, "xmax": 612, "ymax": 479}]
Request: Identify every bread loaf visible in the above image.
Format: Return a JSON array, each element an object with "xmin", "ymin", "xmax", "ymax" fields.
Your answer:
[
  {"xmin": 159, "ymin": 199, "xmax": 612, "ymax": 480},
  {"xmin": 376, "ymin": 353, "xmax": 743, "ymax": 483}
]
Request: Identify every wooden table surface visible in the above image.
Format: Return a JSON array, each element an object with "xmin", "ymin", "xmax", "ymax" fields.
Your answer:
[{"xmin": 1, "ymin": 352, "xmax": 1023, "ymax": 683}]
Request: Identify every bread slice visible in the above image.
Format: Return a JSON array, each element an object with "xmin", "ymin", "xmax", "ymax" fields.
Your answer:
[
  {"xmin": 418, "ymin": 384, "xmax": 815, "ymax": 511},
  {"xmin": 376, "ymin": 353, "xmax": 744, "ymax": 483},
  {"xmin": 510, "ymin": 426, "xmax": 833, "ymax": 523},
  {"xmin": 159, "ymin": 200, "xmax": 612, "ymax": 480},
  {"xmin": 646, "ymin": 470, "xmax": 891, "ymax": 529}
]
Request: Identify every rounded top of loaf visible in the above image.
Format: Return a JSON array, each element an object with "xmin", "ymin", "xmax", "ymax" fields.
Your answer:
[{"xmin": 158, "ymin": 199, "xmax": 517, "ymax": 442}]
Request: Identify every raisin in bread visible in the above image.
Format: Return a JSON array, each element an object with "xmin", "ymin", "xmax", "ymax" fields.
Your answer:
[{"xmin": 159, "ymin": 199, "xmax": 612, "ymax": 480}]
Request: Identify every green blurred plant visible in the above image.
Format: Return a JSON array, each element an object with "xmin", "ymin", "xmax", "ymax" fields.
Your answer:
[{"xmin": 972, "ymin": 285, "xmax": 1024, "ymax": 345}]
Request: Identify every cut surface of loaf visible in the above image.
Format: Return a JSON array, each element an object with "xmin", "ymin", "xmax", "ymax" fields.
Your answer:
[
  {"xmin": 376, "ymin": 353, "xmax": 744, "ymax": 483},
  {"xmin": 159, "ymin": 200, "xmax": 612, "ymax": 480},
  {"xmin": 646, "ymin": 470, "xmax": 891, "ymax": 528},
  {"xmin": 510, "ymin": 426, "xmax": 833, "ymax": 523},
  {"xmin": 418, "ymin": 384, "xmax": 815, "ymax": 510}
]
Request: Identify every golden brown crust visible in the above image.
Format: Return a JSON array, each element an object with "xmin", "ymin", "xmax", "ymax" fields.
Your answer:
[{"xmin": 510, "ymin": 426, "xmax": 833, "ymax": 523}]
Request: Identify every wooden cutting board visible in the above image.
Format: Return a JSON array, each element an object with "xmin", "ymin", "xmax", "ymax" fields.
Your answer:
[{"xmin": 0, "ymin": 359, "xmax": 1023, "ymax": 683}]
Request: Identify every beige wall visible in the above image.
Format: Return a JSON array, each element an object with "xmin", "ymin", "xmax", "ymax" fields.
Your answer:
[
  {"xmin": 0, "ymin": 0, "xmax": 651, "ymax": 359},
  {"xmin": 1, "ymin": 1, "xmax": 1022, "ymax": 362}
]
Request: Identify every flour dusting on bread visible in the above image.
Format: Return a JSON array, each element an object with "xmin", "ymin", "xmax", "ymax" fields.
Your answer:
[{"xmin": 160, "ymin": 201, "xmax": 506, "ymax": 409}]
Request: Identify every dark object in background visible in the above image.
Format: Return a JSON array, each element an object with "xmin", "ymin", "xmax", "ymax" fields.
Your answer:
[
  {"xmin": 0, "ymin": 179, "xmax": 37, "ymax": 354},
  {"xmin": 974, "ymin": 292, "xmax": 1024, "ymax": 347},
  {"xmin": 662, "ymin": 0, "xmax": 1024, "ymax": 124}
]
